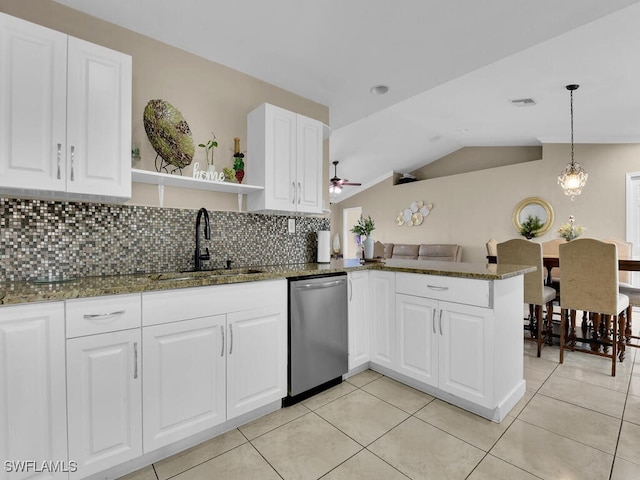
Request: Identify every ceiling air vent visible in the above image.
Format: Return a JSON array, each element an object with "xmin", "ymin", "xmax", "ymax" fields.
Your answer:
[{"xmin": 510, "ymin": 98, "xmax": 536, "ymax": 107}]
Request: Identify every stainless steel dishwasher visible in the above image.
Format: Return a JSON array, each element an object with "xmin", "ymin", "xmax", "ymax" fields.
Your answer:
[{"xmin": 285, "ymin": 272, "xmax": 348, "ymax": 405}]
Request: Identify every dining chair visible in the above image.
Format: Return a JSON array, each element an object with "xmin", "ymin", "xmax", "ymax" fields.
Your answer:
[
  {"xmin": 559, "ymin": 238, "xmax": 629, "ymax": 376},
  {"xmin": 605, "ymin": 239, "xmax": 640, "ymax": 349},
  {"xmin": 486, "ymin": 238, "xmax": 498, "ymax": 258},
  {"xmin": 542, "ymin": 238, "xmax": 564, "ymax": 289},
  {"xmin": 497, "ymin": 239, "xmax": 556, "ymax": 357}
]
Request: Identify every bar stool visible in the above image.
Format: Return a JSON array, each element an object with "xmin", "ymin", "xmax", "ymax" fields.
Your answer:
[
  {"xmin": 559, "ymin": 239, "xmax": 629, "ymax": 376},
  {"xmin": 497, "ymin": 239, "xmax": 556, "ymax": 357}
]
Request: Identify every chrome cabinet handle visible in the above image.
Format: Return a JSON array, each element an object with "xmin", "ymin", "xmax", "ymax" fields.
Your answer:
[
  {"xmin": 70, "ymin": 145, "xmax": 75, "ymax": 181},
  {"xmin": 56, "ymin": 143, "xmax": 61, "ymax": 180},
  {"xmin": 297, "ymin": 182, "xmax": 301, "ymax": 204},
  {"xmin": 427, "ymin": 285, "xmax": 449, "ymax": 291},
  {"xmin": 83, "ymin": 310, "xmax": 125, "ymax": 319},
  {"xmin": 220, "ymin": 325, "xmax": 225, "ymax": 357},
  {"xmin": 439, "ymin": 310, "xmax": 443, "ymax": 335},
  {"xmin": 291, "ymin": 182, "xmax": 296, "ymax": 204},
  {"xmin": 348, "ymin": 278, "xmax": 353, "ymax": 301},
  {"xmin": 229, "ymin": 324, "xmax": 233, "ymax": 355},
  {"xmin": 133, "ymin": 342, "xmax": 138, "ymax": 379},
  {"xmin": 432, "ymin": 308, "xmax": 437, "ymax": 334}
]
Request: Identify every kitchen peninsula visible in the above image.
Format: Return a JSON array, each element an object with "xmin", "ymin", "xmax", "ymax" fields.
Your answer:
[{"xmin": 0, "ymin": 259, "xmax": 532, "ymax": 480}]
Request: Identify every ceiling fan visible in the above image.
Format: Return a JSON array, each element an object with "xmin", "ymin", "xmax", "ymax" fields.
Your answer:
[{"xmin": 329, "ymin": 161, "xmax": 361, "ymax": 194}]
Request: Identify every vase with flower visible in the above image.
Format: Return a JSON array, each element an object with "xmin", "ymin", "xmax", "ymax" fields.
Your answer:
[
  {"xmin": 351, "ymin": 215, "xmax": 376, "ymax": 259},
  {"xmin": 558, "ymin": 215, "xmax": 584, "ymax": 241}
]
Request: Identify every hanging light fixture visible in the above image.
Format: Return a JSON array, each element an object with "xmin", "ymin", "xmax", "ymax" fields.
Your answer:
[{"xmin": 557, "ymin": 84, "xmax": 588, "ymax": 200}]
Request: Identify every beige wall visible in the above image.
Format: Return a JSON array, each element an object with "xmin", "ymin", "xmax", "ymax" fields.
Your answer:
[
  {"xmin": 332, "ymin": 143, "xmax": 640, "ymax": 263},
  {"xmin": 411, "ymin": 146, "xmax": 542, "ymax": 180},
  {"xmin": 0, "ymin": 0, "xmax": 329, "ymax": 211}
]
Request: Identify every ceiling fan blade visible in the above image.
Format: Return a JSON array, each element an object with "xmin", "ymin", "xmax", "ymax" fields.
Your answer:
[{"xmin": 341, "ymin": 181, "xmax": 361, "ymax": 186}]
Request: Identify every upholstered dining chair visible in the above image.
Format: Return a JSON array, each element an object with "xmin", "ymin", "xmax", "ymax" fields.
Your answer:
[
  {"xmin": 559, "ymin": 238, "xmax": 629, "ymax": 376},
  {"xmin": 497, "ymin": 239, "xmax": 556, "ymax": 357},
  {"xmin": 605, "ymin": 239, "xmax": 640, "ymax": 349},
  {"xmin": 486, "ymin": 238, "xmax": 498, "ymax": 258},
  {"xmin": 542, "ymin": 238, "xmax": 564, "ymax": 289}
]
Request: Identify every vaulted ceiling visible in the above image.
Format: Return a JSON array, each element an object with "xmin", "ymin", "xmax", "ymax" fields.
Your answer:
[{"xmin": 54, "ymin": 0, "xmax": 640, "ymax": 200}]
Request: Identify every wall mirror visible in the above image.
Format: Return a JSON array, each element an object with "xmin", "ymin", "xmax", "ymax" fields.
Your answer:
[{"xmin": 512, "ymin": 197, "xmax": 554, "ymax": 237}]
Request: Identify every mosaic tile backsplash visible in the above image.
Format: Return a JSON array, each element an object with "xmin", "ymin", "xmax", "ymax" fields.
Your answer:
[{"xmin": 0, "ymin": 198, "xmax": 330, "ymax": 282}]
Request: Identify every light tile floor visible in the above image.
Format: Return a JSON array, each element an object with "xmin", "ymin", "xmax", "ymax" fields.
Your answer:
[{"xmin": 121, "ymin": 343, "xmax": 640, "ymax": 480}]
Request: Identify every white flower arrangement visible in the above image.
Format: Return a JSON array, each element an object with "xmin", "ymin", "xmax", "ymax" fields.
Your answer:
[{"xmin": 558, "ymin": 215, "xmax": 584, "ymax": 241}]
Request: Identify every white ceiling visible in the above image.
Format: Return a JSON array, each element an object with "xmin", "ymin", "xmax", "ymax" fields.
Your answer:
[{"xmin": 53, "ymin": 0, "xmax": 640, "ymax": 201}]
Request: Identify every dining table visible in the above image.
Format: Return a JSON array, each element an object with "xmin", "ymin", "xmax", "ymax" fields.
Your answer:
[{"xmin": 487, "ymin": 253, "xmax": 640, "ymax": 350}]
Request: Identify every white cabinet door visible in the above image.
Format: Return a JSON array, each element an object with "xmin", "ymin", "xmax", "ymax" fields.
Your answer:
[
  {"xmin": 0, "ymin": 302, "xmax": 68, "ymax": 480},
  {"xmin": 143, "ymin": 315, "xmax": 226, "ymax": 452},
  {"xmin": 247, "ymin": 103, "xmax": 323, "ymax": 213},
  {"xmin": 67, "ymin": 329, "xmax": 142, "ymax": 479},
  {"xmin": 439, "ymin": 301, "xmax": 493, "ymax": 407},
  {"xmin": 66, "ymin": 37, "xmax": 132, "ymax": 199},
  {"xmin": 295, "ymin": 114, "xmax": 323, "ymax": 213},
  {"xmin": 369, "ymin": 270, "xmax": 396, "ymax": 368},
  {"xmin": 0, "ymin": 13, "xmax": 131, "ymax": 202},
  {"xmin": 226, "ymin": 305, "xmax": 286, "ymax": 419},
  {"xmin": 348, "ymin": 271, "xmax": 369, "ymax": 370},
  {"xmin": 0, "ymin": 13, "xmax": 67, "ymax": 192},
  {"xmin": 396, "ymin": 294, "xmax": 439, "ymax": 386}
]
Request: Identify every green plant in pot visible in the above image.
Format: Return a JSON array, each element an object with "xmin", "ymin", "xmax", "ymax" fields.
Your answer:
[
  {"xmin": 198, "ymin": 132, "xmax": 218, "ymax": 170},
  {"xmin": 519, "ymin": 215, "xmax": 543, "ymax": 240},
  {"xmin": 351, "ymin": 215, "xmax": 376, "ymax": 259}
]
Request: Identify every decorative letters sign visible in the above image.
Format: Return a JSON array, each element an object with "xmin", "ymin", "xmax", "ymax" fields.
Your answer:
[{"xmin": 192, "ymin": 162, "xmax": 225, "ymax": 182}]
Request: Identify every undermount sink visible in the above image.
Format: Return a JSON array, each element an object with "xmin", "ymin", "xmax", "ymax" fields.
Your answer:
[{"xmin": 152, "ymin": 269, "xmax": 264, "ymax": 282}]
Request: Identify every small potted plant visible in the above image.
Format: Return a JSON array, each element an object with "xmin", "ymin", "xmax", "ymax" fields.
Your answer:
[
  {"xmin": 351, "ymin": 215, "xmax": 376, "ymax": 259},
  {"xmin": 198, "ymin": 132, "xmax": 218, "ymax": 172},
  {"xmin": 519, "ymin": 215, "xmax": 544, "ymax": 240}
]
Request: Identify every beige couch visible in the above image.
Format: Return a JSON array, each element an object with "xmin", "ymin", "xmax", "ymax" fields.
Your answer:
[{"xmin": 383, "ymin": 243, "xmax": 462, "ymax": 262}]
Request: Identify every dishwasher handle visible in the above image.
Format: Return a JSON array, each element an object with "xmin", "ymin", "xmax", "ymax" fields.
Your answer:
[{"xmin": 294, "ymin": 279, "xmax": 345, "ymax": 290}]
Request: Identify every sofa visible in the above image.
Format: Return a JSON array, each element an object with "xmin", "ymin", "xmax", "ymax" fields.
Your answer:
[{"xmin": 383, "ymin": 243, "xmax": 462, "ymax": 262}]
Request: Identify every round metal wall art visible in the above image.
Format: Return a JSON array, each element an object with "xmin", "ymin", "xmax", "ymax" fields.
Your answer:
[
  {"xmin": 143, "ymin": 99, "xmax": 195, "ymax": 171},
  {"xmin": 396, "ymin": 201, "xmax": 433, "ymax": 226}
]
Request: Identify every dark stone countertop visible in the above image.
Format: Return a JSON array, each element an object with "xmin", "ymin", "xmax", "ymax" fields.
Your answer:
[{"xmin": 0, "ymin": 259, "xmax": 534, "ymax": 306}]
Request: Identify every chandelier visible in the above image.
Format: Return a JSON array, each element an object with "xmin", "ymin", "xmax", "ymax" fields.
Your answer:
[{"xmin": 558, "ymin": 84, "xmax": 588, "ymax": 200}]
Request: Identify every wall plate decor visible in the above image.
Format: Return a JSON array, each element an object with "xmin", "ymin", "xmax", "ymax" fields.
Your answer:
[
  {"xmin": 143, "ymin": 99, "xmax": 195, "ymax": 174},
  {"xmin": 395, "ymin": 201, "xmax": 433, "ymax": 226}
]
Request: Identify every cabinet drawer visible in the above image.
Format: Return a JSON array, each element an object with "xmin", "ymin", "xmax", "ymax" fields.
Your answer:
[
  {"xmin": 142, "ymin": 279, "xmax": 286, "ymax": 326},
  {"xmin": 66, "ymin": 294, "xmax": 141, "ymax": 338},
  {"xmin": 395, "ymin": 272, "xmax": 491, "ymax": 308}
]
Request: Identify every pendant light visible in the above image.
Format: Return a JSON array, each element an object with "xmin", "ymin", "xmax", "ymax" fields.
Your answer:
[{"xmin": 557, "ymin": 84, "xmax": 588, "ymax": 200}]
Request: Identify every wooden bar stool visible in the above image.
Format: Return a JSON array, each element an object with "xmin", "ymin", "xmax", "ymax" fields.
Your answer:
[
  {"xmin": 497, "ymin": 239, "xmax": 556, "ymax": 357},
  {"xmin": 559, "ymin": 239, "xmax": 629, "ymax": 376}
]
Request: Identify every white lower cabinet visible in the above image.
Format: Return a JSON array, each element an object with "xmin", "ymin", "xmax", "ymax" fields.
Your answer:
[
  {"xmin": 66, "ymin": 329, "xmax": 142, "ymax": 478},
  {"xmin": 347, "ymin": 271, "xmax": 369, "ymax": 370},
  {"xmin": 0, "ymin": 302, "xmax": 68, "ymax": 480},
  {"xmin": 369, "ymin": 270, "xmax": 396, "ymax": 369},
  {"xmin": 395, "ymin": 293, "xmax": 492, "ymax": 405},
  {"xmin": 143, "ymin": 315, "xmax": 227, "ymax": 452},
  {"xmin": 395, "ymin": 294, "xmax": 438, "ymax": 385},
  {"xmin": 141, "ymin": 280, "xmax": 287, "ymax": 453},
  {"xmin": 65, "ymin": 294, "xmax": 142, "ymax": 479},
  {"xmin": 226, "ymin": 305, "xmax": 287, "ymax": 419}
]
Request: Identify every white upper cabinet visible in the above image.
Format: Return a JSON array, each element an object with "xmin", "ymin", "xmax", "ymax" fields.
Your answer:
[
  {"xmin": 0, "ymin": 12, "xmax": 132, "ymax": 202},
  {"xmin": 246, "ymin": 103, "xmax": 323, "ymax": 214}
]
